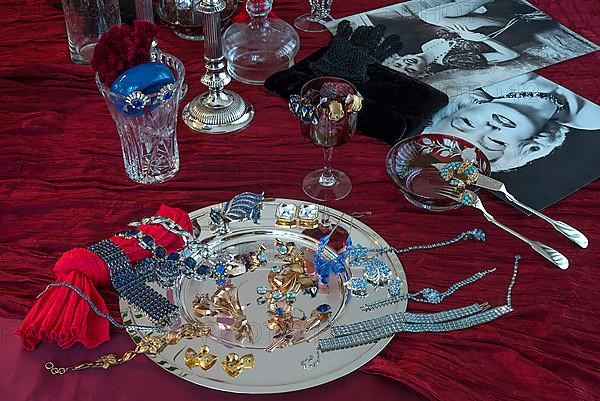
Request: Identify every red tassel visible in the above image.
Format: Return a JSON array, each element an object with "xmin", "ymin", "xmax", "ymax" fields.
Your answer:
[{"xmin": 17, "ymin": 205, "xmax": 192, "ymax": 350}]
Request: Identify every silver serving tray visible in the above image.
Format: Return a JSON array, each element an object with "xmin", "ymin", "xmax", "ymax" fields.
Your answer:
[{"xmin": 120, "ymin": 198, "xmax": 407, "ymax": 393}]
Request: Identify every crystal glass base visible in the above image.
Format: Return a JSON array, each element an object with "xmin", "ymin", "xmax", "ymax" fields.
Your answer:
[
  {"xmin": 294, "ymin": 14, "xmax": 328, "ymax": 33},
  {"xmin": 401, "ymin": 192, "xmax": 462, "ymax": 212},
  {"xmin": 174, "ymin": 31, "xmax": 203, "ymax": 41},
  {"xmin": 226, "ymin": 53, "xmax": 293, "ymax": 85},
  {"xmin": 303, "ymin": 169, "xmax": 352, "ymax": 201},
  {"xmin": 68, "ymin": 39, "xmax": 96, "ymax": 64}
]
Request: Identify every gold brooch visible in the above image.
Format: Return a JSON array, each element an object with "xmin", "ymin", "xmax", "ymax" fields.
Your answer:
[{"xmin": 192, "ymin": 284, "xmax": 254, "ymax": 343}]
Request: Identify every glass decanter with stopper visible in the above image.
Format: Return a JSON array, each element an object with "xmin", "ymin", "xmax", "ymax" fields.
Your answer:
[{"xmin": 222, "ymin": 0, "xmax": 300, "ymax": 85}]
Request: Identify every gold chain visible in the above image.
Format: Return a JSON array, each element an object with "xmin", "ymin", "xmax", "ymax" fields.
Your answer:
[{"xmin": 45, "ymin": 322, "xmax": 211, "ymax": 375}]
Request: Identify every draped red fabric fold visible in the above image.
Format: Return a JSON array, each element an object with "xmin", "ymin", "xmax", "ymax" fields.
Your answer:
[{"xmin": 16, "ymin": 205, "xmax": 192, "ymax": 351}]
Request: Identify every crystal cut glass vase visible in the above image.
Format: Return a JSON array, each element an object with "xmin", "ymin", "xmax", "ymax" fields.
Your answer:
[
  {"xmin": 222, "ymin": 0, "xmax": 300, "ymax": 85},
  {"xmin": 96, "ymin": 51, "xmax": 185, "ymax": 184}
]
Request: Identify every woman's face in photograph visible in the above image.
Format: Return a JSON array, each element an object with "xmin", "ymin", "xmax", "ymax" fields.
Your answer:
[
  {"xmin": 394, "ymin": 54, "xmax": 427, "ymax": 77},
  {"xmin": 430, "ymin": 102, "xmax": 548, "ymax": 168}
]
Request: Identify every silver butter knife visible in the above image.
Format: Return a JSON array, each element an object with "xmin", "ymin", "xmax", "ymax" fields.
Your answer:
[{"xmin": 433, "ymin": 163, "xmax": 588, "ymax": 249}]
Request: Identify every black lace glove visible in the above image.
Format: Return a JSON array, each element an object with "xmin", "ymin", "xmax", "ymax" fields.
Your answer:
[{"xmin": 310, "ymin": 20, "xmax": 403, "ymax": 83}]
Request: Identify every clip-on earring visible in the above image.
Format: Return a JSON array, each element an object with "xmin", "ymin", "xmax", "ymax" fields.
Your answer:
[
  {"xmin": 344, "ymin": 94, "xmax": 363, "ymax": 113},
  {"xmin": 222, "ymin": 352, "xmax": 255, "ymax": 378},
  {"xmin": 184, "ymin": 345, "xmax": 218, "ymax": 371},
  {"xmin": 298, "ymin": 204, "xmax": 319, "ymax": 228},
  {"xmin": 275, "ymin": 203, "xmax": 298, "ymax": 227}
]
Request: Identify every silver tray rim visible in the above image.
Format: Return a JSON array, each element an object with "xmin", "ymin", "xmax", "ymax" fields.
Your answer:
[{"xmin": 119, "ymin": 198, "xmax": 407, "ymax": 394}]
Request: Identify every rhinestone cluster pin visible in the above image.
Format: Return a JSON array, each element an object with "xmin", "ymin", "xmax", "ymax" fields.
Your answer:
[
  {"xmin": 124, "ymin": 83, "xmax": 176, "ymax": 112},
  {"xmin": 208, "ymin": 192, "xmax": 264, "ymax": 235},
  {"xmin": 440, "ymin": 160, "xmax": 479, "ymax": 191}
]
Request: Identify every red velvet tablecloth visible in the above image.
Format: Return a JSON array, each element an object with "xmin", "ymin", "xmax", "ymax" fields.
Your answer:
[{"xmin": 1, "ymin": 1, "xmax": 599, "ymax": 400}]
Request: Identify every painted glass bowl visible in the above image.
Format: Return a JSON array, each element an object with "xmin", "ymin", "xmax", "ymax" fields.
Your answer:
[{"xmin": 386, "ymin": 133, "xmax": 491, "ymax": 211}]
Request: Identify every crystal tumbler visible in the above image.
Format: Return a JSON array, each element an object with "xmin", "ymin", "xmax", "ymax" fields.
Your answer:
[
  {"xmin": 96, "ymin": 51, "xmax": 185, "ymax": 184},
  {"xmin": 61, "ymin": 0, "xmax": 121, "ymax": 64}
]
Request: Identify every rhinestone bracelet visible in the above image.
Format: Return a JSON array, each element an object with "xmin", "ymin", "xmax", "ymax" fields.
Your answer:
[
  {"xmin": 129, "ymin": 215, "xmax": 211, "ymax": 260},
  {"xmin": 43, "ymin": 282, "xmax": 162, "ymax": 333},
  {"xmin": 116, "ymin": 229, "xmax": 162, "ymax": 253},
  {"xmin": 117, "ymin": 229, "xmax": 206, "ymax": 288},
  {"xmin": 320, "ymin": 256, "xmax": 521, "ymax": 352},
  {"xmin": 318, "ymin": 305, "xmax": 513, "ymax": 352},
  {"xmin": 129, "ymin": 216, "xmax": 195, "ymax": 247},
  {"xmin": 88, "ymin": 239, "xmax": 178, "ymax": 326},
  {"xmin": 331, "ymin": 303, "xmax": 488, "ymax": 337}
]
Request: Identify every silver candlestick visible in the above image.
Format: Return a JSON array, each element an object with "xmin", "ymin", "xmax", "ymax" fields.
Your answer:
[{"xmin": 182, "ymin": 0, "xmax": 254, "ymax": 134}]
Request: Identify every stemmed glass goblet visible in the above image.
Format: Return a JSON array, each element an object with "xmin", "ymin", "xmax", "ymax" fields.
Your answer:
[
  {"xmin": 294, "ymin": 0, "xmax": 334, "ymax": 33},
  {"xmin": 293, "ymin": 77, "xmax": 361, "ymax": 201}
]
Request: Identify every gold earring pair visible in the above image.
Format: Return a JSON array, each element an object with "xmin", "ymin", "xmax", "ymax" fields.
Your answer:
[{"xmin": 184, "ymin": 347, "xmax": 254, "ymax": 378}]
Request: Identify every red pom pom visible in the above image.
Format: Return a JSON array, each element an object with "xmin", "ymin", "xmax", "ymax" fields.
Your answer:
[{"xmin": 91, "ymin": 22, "xmax": 160, "ymax": 86}]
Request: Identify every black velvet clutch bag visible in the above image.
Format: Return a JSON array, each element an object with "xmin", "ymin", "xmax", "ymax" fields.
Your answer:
[{"xmin": 264, "ymin": 46, "xmax": 449, "ymax": 145}]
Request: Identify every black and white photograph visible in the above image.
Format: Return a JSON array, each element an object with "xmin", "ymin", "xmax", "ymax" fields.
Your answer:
[
  {"xmin": 422, "ymin": 72, "xmax": 600, "ymax": 210},
  {"xmin": 336, "ymin": 0, "xmax": 599, "ymax": 96}
]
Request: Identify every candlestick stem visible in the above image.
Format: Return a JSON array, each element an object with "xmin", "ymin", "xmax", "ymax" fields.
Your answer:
[{"xmin": 182, "ymin": 0, "xmax": 254, "ymax": 134}]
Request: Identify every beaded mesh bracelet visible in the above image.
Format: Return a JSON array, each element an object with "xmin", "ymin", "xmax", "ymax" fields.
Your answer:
[{"xmin": 88, "ymin": 239, "xmax": 179, "ymax": 326}]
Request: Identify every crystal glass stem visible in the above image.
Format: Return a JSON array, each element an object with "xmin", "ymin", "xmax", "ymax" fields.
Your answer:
[
  {"xmin": 294, "ymin": 0, "xmax": 331, "ymax": 33},
  {"xmin": 309, "ymin": 0, "xmax": 322, "ymax": 21},
  {"xmin": 135, "ymin": 0, "xmax": 154, "ymax": 21},
  {"xmin": 319, "ymin": 147, "xmax": 337, "ymax": 187}
]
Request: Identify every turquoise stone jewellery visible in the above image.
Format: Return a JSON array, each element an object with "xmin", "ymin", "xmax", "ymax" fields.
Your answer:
[
  {"xmin": 317, "ymin": 256, "xmax": 521, "ymax": 352},
  {"xmin": 316, "ymin": 228, "xmax": 486, "ymax": 297},
  {"xmin": 439, "ymin": 160, "xmax": 480, "ymax": 190},
  {"xmin": 361, "ymin": 268, "xmax": 496, "ymax": 312},
  {"xmin": 345, "ymin": 277, "xmax": 369, "ymax": 298}
]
